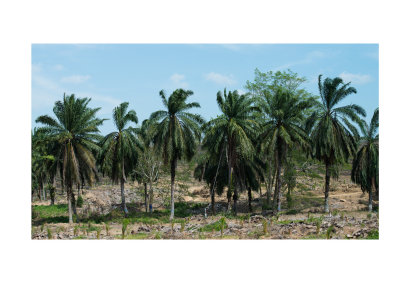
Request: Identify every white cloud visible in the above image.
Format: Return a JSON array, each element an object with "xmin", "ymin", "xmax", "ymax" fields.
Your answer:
[
  {"xmin": 339, "ymin": 72, "xmax": 372, "ymax": 85},
  {"xmin": 205, "ymin": 72, "xmax": 236, "ymax": 86},
  {"xmin": 53, "ymin": 64, "xmax": 64, "ymax": 71},
  {"xmin": 237, "ymin": 89, "xmax": 247, "ymax": 95},
  {"xmin": 221, "ymin": 44, "xmax": 242, "ymax": 51},
  {"xmin": 170, "ymin": 73, "xmax": 188, "ymax": 88},
  {"xmin": 61, "ymin": 75, "xmax": 91, "ymax": 84},
  {"xmin": 273, "ymin": 50, "xmax": 327, "ymax": 71}
]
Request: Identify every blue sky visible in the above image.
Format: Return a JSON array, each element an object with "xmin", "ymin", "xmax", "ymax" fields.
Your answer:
[{"xmin": 32, "ymin": 44, "xmax": 378, "ymax": 134}]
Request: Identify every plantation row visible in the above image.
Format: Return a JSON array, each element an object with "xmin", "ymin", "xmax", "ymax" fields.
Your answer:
[{"xmin": 32, "ymin": 69, "xmax": 379, "ymax": 223}]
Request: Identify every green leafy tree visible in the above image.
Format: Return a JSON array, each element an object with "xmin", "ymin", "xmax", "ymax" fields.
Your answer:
[
  {"xmin": 258, "ymin": 89, "xmax": 313, "ymax": 212},
  {"xmin": 351, "ymin": 108, "xmax": 379, "ymax": 212},
  {"xmin": 306, "ymin": 75, "xmax": 366, "ymax": 212},
  {"xmin": 35, "ymin": 94, "xmax": 105, "ymax": 223},
  {"xmin": 202, "ymin": 89, "xmax": 259, "ymax": 215},
  {"xmin": 149, "ymin": 89, "xmax": 204, "ymax": 219},
  {"xmin": 132, "ymin": 119, "xmax": 162, "ymax": 213},
  {"xmin": 99, "ymin": 102, "xmax": 142, "ymax": 217}
]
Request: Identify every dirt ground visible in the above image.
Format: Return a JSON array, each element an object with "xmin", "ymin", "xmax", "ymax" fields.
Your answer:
[{"xmin": 31, "ymin": 168, "xmax": 379, "ymax": 240}]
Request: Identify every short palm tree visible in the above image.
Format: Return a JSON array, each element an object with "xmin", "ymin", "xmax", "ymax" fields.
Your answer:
[
  {"xmin": 149, "ymin": 89, "xmax": 204, "ymax": 219},
  {"xmin": 351, "ymin": 108, "xmax": 379, "ymax": 212},
  {"xmin": 99, "ymin": 102, "xmax": 142, "ymax": 217},
  {"xmin": 259, "ymin": 88, "xmax": 313, "ymax": 212},
  {"xmin": 35, "ymin": 94, "xmax": 105, "ymax": 223},
  {"xmin": 203, "ymin": 89, "xmax": 259, "ymax": 215},
  {"xmin": 306, "ymin": 75, "xmax": 366, "ymax": 212}
]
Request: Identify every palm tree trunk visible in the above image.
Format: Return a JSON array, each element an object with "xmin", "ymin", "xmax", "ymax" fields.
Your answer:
[
  {"xmin": 77, "ymin": 183, "xmax": 81, "ymax": 198},
  {"xmin": 144, "ymin": 183, "xmax": 148, "ymax": 213},
  {"xmin": 248, "ymin": 187, "xmax": 252, "ymax": 213},
  {"xmin": 324, "ymin": 162, "xmax": 331, "ymax": 213},
  {"xmin": 369, "ymin": 176, "xmax": 375, "ymax": 212},
  {"xmin": 170, "ymin": 157, "xmax": 177, "ymax": 220},
  {"xmin": 67, "ymin": 186, "xmax": 73, "ymax": 224},
  {"xmin": 71, "ymin": 190, "xmax": 79, "ymax": 223},
  {"xmin": 211, "ymin": 186, "xmax": 215, "ymax": 215},
  {"xmin": 201, "ymin": 165, "xmax": 206, "ymax": 182},
  {"xmin": 276, "ymin": 155, "xmax": 282, "ymax": 212},
  {"xmin": 121, "ymin": 178, "xmax": 128, "ymax": 217}
]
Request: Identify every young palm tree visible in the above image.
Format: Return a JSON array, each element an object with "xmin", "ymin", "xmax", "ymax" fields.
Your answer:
[
  {"xmin": 99, "ymin": 102, "xmax": 142, "ymax": 217},
  {"xmin": 35, "ymin": 94, "xmax": 105, "ymax": 223},
  {"xmin": 202, "ymin": 89, "xmax": 259, "ymax": 215},
  {"xmin": 258, "ymin": 88, "xmax": 313, "ymax": 212},
  {"xmin": 149, "ymin": 89, "xmax": 204, "ymax": 219},
  {"xmin": 306, "ymin": 75, "xmax": 366, "ymax": 213},
  {"xmin": 351, "ymin": 108, "xmax": 379, "ymax": 212}
]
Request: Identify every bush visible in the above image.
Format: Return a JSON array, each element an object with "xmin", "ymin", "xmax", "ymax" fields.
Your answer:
[
  {"xmin": 122, "ymin": 219, "xmax": 129, "ymax": 239},
  {"xmin": 76, "ymin": 196, "xmax": 84, "ymax": 208},
  {"xmin": 47, "ymin": 227, "xmax": 52, "ymax": 239},
  {"xmin": 366, "ymin": 229, "xmax": 379, "ymax": 239}
]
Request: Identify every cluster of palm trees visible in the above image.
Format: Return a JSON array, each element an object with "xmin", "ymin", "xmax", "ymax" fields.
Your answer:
[{"xmin": 32, "ymin": 71, "xmax": 379, "ymax": 224}]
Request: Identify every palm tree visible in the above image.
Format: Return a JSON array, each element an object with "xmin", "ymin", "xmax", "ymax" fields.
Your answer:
[
  {"xmin": 202, "ymin": 89, "xmax": 259, "ymax": 215},
  {"xmin": 149, "ymin": 89, "xmax": 204, "ymax": 219},
  {"xmin": 306, "ymin": 75, "xmax": 366, "ymax": 213},
  {"xmin": 35, "ymin": 94, "xmax": 105, "ymax": 223},
  {"xmin": 258, "ymin": 88, "xmax": 313, "ymax": 212},
  {"xmin": 351, "ymin": 108, "xmax": 379, "ymax": 212},
  {"xmin": 99, "ymin": 102, "xmax": 142, "ymax": 217}
]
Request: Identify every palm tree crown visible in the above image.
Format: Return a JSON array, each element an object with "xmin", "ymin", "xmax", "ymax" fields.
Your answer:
[
  {"xmin": 351, "ymin": 108, "xmax": 379, "ymax": 211},
  {"xmin": 307, "ymin": 75, "xmax": 366, "ymax": 212},
  {"xmin": 35, "ymin": 94, "xmax": 105, "ymax": 223},
  {"xmin": 259, "ymin": 88, "xmax": 313, "ymax": 211},
  {"xmin": 202, "ymin": 89, "xmax": 259, "ymax": 214},
  {"xmin": 150, "ymin": 89, "xmax": 204, "ymax": 219},
  {"xmin": 99, "ymin": 102, "xmax": 142, "ymax": 216}
]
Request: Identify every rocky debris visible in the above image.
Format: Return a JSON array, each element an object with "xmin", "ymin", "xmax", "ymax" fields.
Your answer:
[
  {"xmin": 137, "ymin": 226, "xmax": 151, "ymax": 233},
  {"xmin": 81, "ymin": 187, "xmax": 140, "ymax": 216}
]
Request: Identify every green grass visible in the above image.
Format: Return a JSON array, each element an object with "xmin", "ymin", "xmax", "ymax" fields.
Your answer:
[
  {"xmin": 302, "ymin": 234, "xmax": 326, "ymax": 239},
  {"xmin": 32, "ymin": 204, "xmax": 69, "ymax": 225},
  {"xmin": 115, "ymin": 233, "xmax": 148, "ymax": 239},
  {"xmin": 199, "ymin": 219, "xmax": 227, "ymax": 233},
  {"xmin": 365, "ymin": 229, "xmax": 379, "ymax": 239}
]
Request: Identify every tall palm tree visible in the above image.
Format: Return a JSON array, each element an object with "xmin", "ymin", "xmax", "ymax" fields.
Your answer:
[
  {"xmin": 35, "ymin": 94, "xmax": 105, "ymax": 223},
  {"xmin": 203, "ymin": 89, "xmax": 259, "ymax": 215},
  {"xmin": 258, "ymin": 88, "xmax": 313, "ymax": 212},
  {"xmin": 351, "ymin": 108, "xmax": 379, "ymax": 212},
  {"xmin": 99, "ymin": 102, "xmax": 142, "ymax": 217},
  {"xmin": 149, "ymin": 89, "xmax": 204, "ymax": 219},
  {"xmin": 306, "ymin": 75, "xmax": 366, "ymax": 212}
]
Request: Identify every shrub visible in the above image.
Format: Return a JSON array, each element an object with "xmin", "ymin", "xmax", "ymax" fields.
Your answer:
[
  {"xmin": 47, "ymin": 227, "xmax": 52, "ymax": 239},
  {"xmin": 73, "ymin": 226, "xmax": 79, "ymax": 236},
  {"xmin": 219, "ymin": 217, "xmax": 226, "ymax": 237},
  {"xmin": 315, "ymin": 220, "xmax": 321, "ymax": 235},
  {"xmin": 262, "ymin": 219, "xmax": 268, "ymax": 235},
  {"xmin": 326, "ymin": 225, "xmax": 334, "ymax": 239},
  {"xmin": 286, "ymin": 209, "xmax": 298, "ymax": 215},
  {"xmin": 105, "ymin": 223, "xmax": 110, "ymax": 236},
  {"xmin": 366, "ymin": 229, "xmax": 379, "ymax": 239},
  {"xmin": 122, "ymin": 219, "xmax": 129, "ymax": 239},
  {"xmin": 96, "ymin": 229, "xmax": 101, "ymax": 239},
  {"xmin": 76, "ymin": 196, "xmax": 83, "ymax": 208}
]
